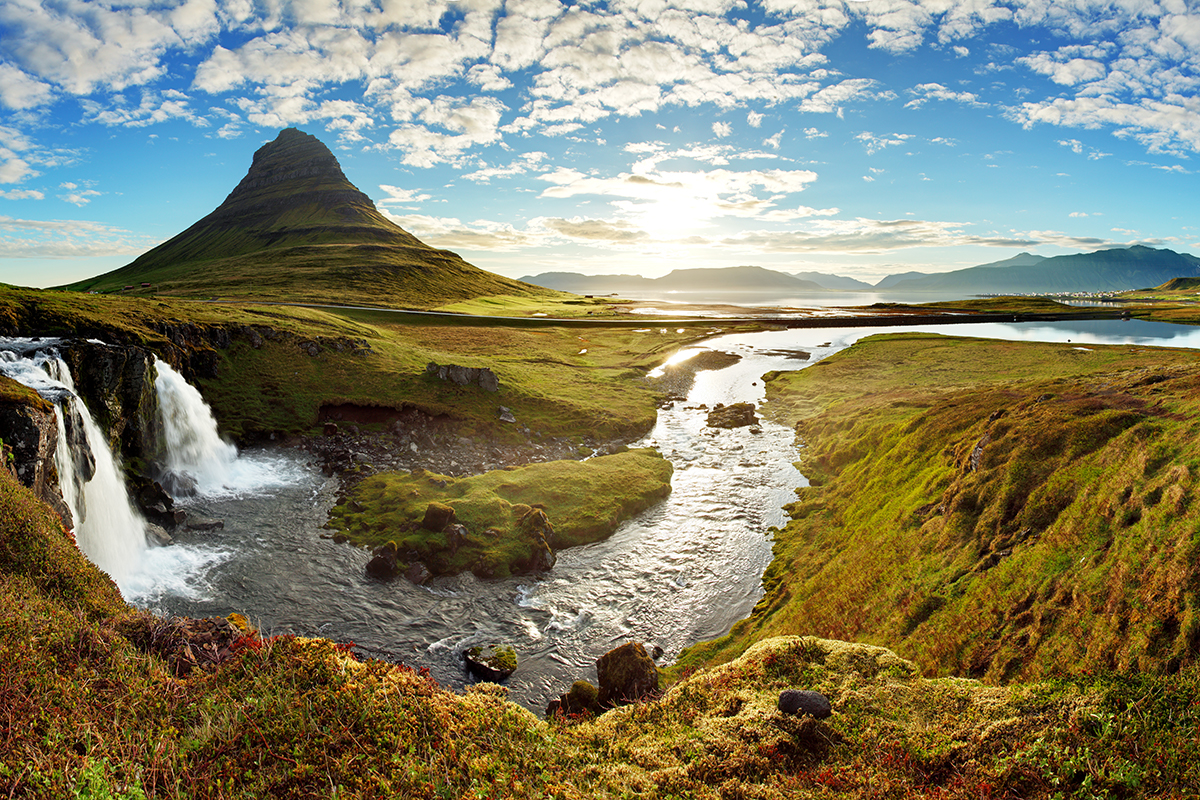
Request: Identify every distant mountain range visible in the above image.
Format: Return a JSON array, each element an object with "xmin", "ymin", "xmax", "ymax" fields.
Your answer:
[
  {"xmin": 878, "ymin": 247, "xmax": 1200, "ymax": 293},
  {"xmin": 524, "ymin": 246, "xmax": 1200, "ymax": 296},
  {"xmin": 67, "ymin": 128, "xmax": 548, "ymax": 308},
  {"xmin": 521, "ymin": 266, "xmax": 859, "ymax": 295}
]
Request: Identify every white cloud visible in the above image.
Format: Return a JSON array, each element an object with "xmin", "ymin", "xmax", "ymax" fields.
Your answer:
[
  {"xmin": 712, "ymin": 121, "xmax": 732, "ymax": 138},
  {"xmin": 746, "ymin": 111, "xmax": 763, "ymax": 127},
  {"xmin": 377, "ymin": 185, "xmax": 432, "ymax": 206},
  {"xmin": 764, "ymin": 132, "xmax": 782, "ymax": 149},
  {"xmin": 461, "ymin": 152, "xmax": 549, "ymax": 182},
  {"xmin": 0, "ymin": 189, "xmax": 44, "ymax": 200},
  {"xmin": 1012, "ymin": 95, "xmax": 1200, "ymax": 156},
  {"xmin": 0, "ymin": 215, "xmax": 149, "ymax": 258},
  {"xmin": 904, "ymin": 82, "xmax": 984, "ymax": 109},
  {"xmin": 0, "ymin": 64, "xmax": 53, "ymax": 110},
  {"xmin": 855, "ymin": 131, "xmax": 914, "ymax": 155},
  {"xmin": 1020, "ymin": 53, "xmax": 1107, "ymax": 86}
]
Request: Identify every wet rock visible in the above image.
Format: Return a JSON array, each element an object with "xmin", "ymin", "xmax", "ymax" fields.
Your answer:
[
  {"xmin": 464, "ymin": 644, "xmax": 517, "ymax": 682},
  {"xmin": 404, "ymin": 562, "xmax": 431, "ymax": 585},
  {"xmin": 546, "ymin": 680, "xmax": 600, "ymax": 718},
  {"xmin": 596, "ymin": 641, "xmax": 659, "ymax": 708},
  {"xmin": 146, "ymin": 523, "xmax": 173, "ymax": 547},
  {"xmin": 706, "ymin": 402, "xmax": 758, "ymax": 429},
  {"xmin": 366, "ymin": 541, "xmax": 400, "ymax": 579},
  {"xmin": 778, "ymin": 689, "xmax": 832, "ymax": 719},
  {"xmin": 0, "ymin": 395, "xmax": 72, "ymax": 524},
  {"xmin": 422, "ymin": 501, "xmax": 456, "ymax": 532},
  {"xmin": 444, "ymin": 523, "xmax": 467, "ymax": 554}
]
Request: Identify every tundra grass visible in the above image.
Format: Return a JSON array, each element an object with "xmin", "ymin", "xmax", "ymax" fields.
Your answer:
[
  {"xmin": 0, "ymin": 286, "xmax": 723, "ymax": 443},
  {"xmin": 679, "ymin": 332, "xmax": 1200, "ymax": 686},
  {"xmin": 4, "ymin": 392, "xmax": 1200, "ymax": 797},
  {"xmin": 329, "ymin": 448, "xmax": 673, "ymax": 578}
]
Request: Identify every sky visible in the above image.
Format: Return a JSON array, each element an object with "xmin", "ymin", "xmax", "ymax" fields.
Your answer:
[{"xmin": 1, "ymin": 0, "xmax": 1199, "ymax": 289}]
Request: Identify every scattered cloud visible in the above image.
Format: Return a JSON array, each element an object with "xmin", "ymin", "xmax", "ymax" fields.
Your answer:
[{"xmin": 712, "ymin": 121, "xmax": 732, "ymax": 138}]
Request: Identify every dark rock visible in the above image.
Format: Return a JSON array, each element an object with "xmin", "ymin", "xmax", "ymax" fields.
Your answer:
[
  {"xmin": 366, "ymin": 541, "xmax": 400, "ymax": 579},
  {"xmin": 464, "ymin": 644, "xmax": 517, "ymax": 682},
  {"xmin": 422, "ymin": 501, "xmax": 456, "ymax": 532},
  {"xmin": 778, "ymin": 689, "xmax": 832, "ymax": 719},
  {"xmin": 0, "ymin": 395, "xmax": 72, "ymax": 524},
  {"xmin": 546, "ymin": 680, "xmax": 600, "ymax": 718},
  {"xmin": 404, "ymin": 562, "xmax": 431, "ymax": 585},
  {"xmin": 323, "ymin": 422, "xmax": 339, "ymax": 436},
  {"xmin": 426, "ymin": 362, "xmax": 500, "ymax": 392},
  {"xmin": 61, "ymin": 340, "xmax": 162, "ymax": 465},
  {"xmin": 146, "ymin": 524, "xmax": 173, "ymax": 546},
  {"xmin": 444, "ymin": 523, "xmax": 467, "ymax": 554},
  {"xmin": 596, "ymin": 641, "xmax": 659, "ymax": 707},
  {"xmin": 706, "ymin": 402, "xmax": 758, "ymax": 429}
]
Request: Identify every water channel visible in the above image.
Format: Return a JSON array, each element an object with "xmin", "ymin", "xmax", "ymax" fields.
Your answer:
[{"xmin": 20, "ymin": 317, "xmax": 1200, "ymax": 711}]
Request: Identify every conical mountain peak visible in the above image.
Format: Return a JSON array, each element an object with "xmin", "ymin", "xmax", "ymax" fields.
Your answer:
[{"xmin": 67, "ymin": 129, "xmax": 544, "ymax": 308}]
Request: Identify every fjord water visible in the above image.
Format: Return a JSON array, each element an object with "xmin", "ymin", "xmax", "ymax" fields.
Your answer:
[{"xmin": 136, "ymin": 316, "xmax": 1200, "ymax": 710}]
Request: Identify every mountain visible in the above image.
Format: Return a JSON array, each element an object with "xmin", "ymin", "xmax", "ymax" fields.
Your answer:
[
  {"xmin": 874, "ymin": 271, "xmax": 932, "ymax": 289},
  {"xmin": 521, "ymin": 265, "xmax": 830, "ymax": 294},
  {"xmin": 883, "ymin": 247, "xmax": 1200, "ymax": 294},
  {"xmin": 790, "ymin": 271, "xmax": 875, "ymax": 291},
  {"xmin": 66, "ymin": 128, "xmax": 547, "ymax": 308}
]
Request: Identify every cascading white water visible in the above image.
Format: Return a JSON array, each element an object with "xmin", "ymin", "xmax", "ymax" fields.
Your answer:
[
  {"xmin": 0, "ymin": 344, "xmax": 149, "ymax": 595},
  {"xmin": 154, "ymin": 358, "xmax": 238, "ymax": 496}
]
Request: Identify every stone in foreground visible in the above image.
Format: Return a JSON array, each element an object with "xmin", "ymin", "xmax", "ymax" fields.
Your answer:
[{"xmin": 778, "ymin": 689, "xmax": 833, "ymax": 719}]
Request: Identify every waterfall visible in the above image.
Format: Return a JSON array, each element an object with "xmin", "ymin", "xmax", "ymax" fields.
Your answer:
[
  {"xmin": 0, "ymin": 342, "xmax": 148, "ymax": 595},
  {"xmin": 153, "ymin": 358, "xmax": 238, "ymax": 497}
]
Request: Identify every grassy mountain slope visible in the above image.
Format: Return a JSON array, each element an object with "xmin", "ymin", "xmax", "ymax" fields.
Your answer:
[
  {"xmin": 64, "ymin": 129, "xmax": 552, "ymax": 309},
  {"xmin": 680, "ymin": 333, "xmax": 1200, "ymax": 684}
]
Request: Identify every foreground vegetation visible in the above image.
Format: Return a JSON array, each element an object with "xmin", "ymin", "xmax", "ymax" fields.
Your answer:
[
  {"xmin": 330, "ymin": 448, "xmax": 673, "ymax": 578},
  {"xmin": 5, "ymin": 459, "xmax": 1199, "ymax": 798},
  {"xmin": 681, "ymin": 333, "xmax": 1200, "ymax": 686}
]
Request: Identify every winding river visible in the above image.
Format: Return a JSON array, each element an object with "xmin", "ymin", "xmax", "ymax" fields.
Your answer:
[{"xmin": 88, "ymin": 318, "xmax": 1200, "ymax": 710}]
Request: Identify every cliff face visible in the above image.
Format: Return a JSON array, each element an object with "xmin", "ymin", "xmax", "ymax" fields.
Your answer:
[
  {"xmin": 0, "ymin": 387, "xmax": 72, "ymax": 525},
  {"xmin": 61, "ymin": 340, "xmax": 162, "ymax": 467}
]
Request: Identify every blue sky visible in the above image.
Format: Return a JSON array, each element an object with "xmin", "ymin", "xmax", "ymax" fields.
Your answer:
[{"xmin": 1, "ymin": 0, "xmax": 1198, "ymax": 289}]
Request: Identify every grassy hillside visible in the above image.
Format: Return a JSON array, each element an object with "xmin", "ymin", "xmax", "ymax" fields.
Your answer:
[
  {"xmin": 679, "ymin": 333, "xmax": 1200, "ymax": 684},
  {"xmin": 0, "ymin": 287, "xmax": 725, "ymax": 445},
  {"xmin": 5, "ymin": 459, "xmax": 1198, "ymax": 799}
]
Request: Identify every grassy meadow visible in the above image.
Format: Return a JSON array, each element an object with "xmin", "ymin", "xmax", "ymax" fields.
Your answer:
[{"xmin": 679, "ymin": 333, "xmax": 1200, "ymax": 685}]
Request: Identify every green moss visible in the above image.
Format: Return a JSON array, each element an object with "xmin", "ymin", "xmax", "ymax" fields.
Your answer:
[
  {"xmin": 679, "ymin": 333, "xmax": 1200, "ymax": 684},
  {"xmin": 330, "ymin": 448, "xmax": 673, "ymax": 576}
]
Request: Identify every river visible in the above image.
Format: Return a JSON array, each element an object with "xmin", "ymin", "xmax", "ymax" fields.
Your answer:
[{"xmin": 68, "ymin": 317, "xmax": 1200, "ymax": 710}]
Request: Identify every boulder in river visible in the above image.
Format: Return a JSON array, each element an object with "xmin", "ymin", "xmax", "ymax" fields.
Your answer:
[
  {"xmin": 464, "ymin": 644, "xmax": 517, "ymax": 682},
  {"xmin": 546, "ymin": 680, "xmax": 601, "ymax": 718},
  {"xmin": 365, "ymin": 541, "xmax": 400, "ymax": 579},
  {"xmin": 706, "ymin": 402, "xmax": 758, "ymax": 429}
]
